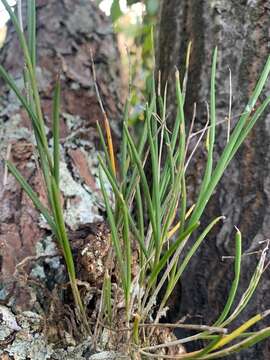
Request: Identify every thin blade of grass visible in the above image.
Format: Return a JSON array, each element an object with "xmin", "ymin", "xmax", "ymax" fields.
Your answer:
[
  {"xmin": 0, "ymin": 66, "xmax": 41, "ymax": 136},
  {"xmin": 160, "ymin": 71, "xmax": 186, "ymax": 240},
  {"xmin": 196, "ymin": 47, "xmax": 217, "ymax": 201},
  {"xmin": 6, "ymin": 160, "xmax": 56, "ymax": 232},
  {"xmin": 221, "ymin": 242, "xmax": 268, "ymax": 327},
  {"xmin": 175, "ymin": 70, "xmax": 186, "ymax": 171},
  {"xmin": 135, "ymin": 183, "xmax": 144, "ymax": 239},
  {"xmin": 120, "ymin": 99, "xmax": 130, "ymax": 184},
  {"xmin": 121, "ymin": 194, "xmax": 131, "ymax": 309},
  {"xmin": 192, "ymin": 335, "xmax": 223, "ymax": 359},
  {"xmin": 52, "ymin": 76, "xmax": 61, "ymax": 186},
  {"xmin": 214, "ymin": 227, "xmax": 242, "ymax": 326},
  {"xmin": 50, "ymin": 177, "xmax": 76, "ymax": 279},
  {"xmin": 0, "ymin": 65, "xmax": 53, "ymax": 174},
  {"xmin": 50, "ymin": 179, "xmax": 90, "ymax": 331},
  {"xmin": 179, "ymin": 175, "xmax": 187, "ymax": 234},
  {"xmin": 226, "ymin": 96, "xmax": 270, "ymax": 166},
  {"xmin": 2, "ymin": 0, "xmax": 32, "ymax": 68},
  {"xmin": 146, "ymin": 103, "xmax": 161, "ymax": 255},
  {"xmin": 124, "ymin": 118, "xmax": 148, "ymax": 204},
  {"xmin": 198, "ymin": 327, "xmax": 270, "ymax": 359},
  {"xmin": 2, "ymin": 0, "xmax": 51, "ymax": 168},
  {"xmin": 124, "ymin": 123, "xmax": 157, "ymax": 245},
  {"xmin": 182, "ymin": 41, "xmax": 192, "ymax": 103},
  {"xmin": 159, "ymin": 74, "xmax": 185, "ymax": 200},
  {"xmin": 160, "ymin": 191, "xmax": 179, "ymax": 243},
  {"xmin": 138, "ymin": 313, "xmax": 269, "ymax": 359},
  {"xmin": 149, "ymin": 74, "xmax": 158, "ymax": 155},
  {"xmin": 99, "ymin": 168, "xmax": 127, "ymax": 292},
  {"xmin": 212, "ymin": 312, "xmax": 269, "ymax": 351},
  {"xmin": 157, "ymin": 83, "xmax": 168, "ymax": 183},
  {"xmin": 27, "ymin": 0, "xmax": 36, "ymax": 68},
  {"xmin": 98, "ymin": 154, "xmax": 148, "ymax": 258}
]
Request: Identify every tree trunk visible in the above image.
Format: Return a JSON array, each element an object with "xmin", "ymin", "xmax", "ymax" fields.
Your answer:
[
  {"xmin": 157, "ymin": 1, "xmax": 270, "ymax": 359},
  {"xmin": 0, "ymin": 0, "xmax": 122, "ymax": 315}
]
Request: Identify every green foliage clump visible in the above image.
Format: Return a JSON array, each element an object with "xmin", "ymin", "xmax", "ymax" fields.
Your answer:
[
  {"xmin": 1, "ymin": 0, "xmax": 270, "ymax": 358},
  {"xmin": 98, "ymin": 44, "xmax": 270, "ymax": 357}
]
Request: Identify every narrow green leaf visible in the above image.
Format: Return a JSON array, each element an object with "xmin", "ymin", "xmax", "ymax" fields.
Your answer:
[
  {"xmin": 124, "ymin": 118, "xmax": 148, "ymax": 203},
  {"xmin": 0, "ymin": 66, "xmax": 42, "ymax": 137},
  {"xmin": 146, "ymin": 103, "xmax": 161, "ymax": 253},
  {"xmin": 6, "ymin": 161, "xmax": 56, "ymax": 232},
  {"xmin": 124, "ymin": 123, "xmax": 157, "ymax": 244},
  {"xmin": 99, "ymin": 168, "xmax": 127, "ymax": 292},
  {"xmin": 120, "ymin": 99, "xmax": 130, "ymax": 184},
  {"xmin": 121, "ymin": 196, "xmax": 131, "ymax": 306},
  {"xmin": 215, "ymin": 227, "xmax": 242, "ymax": 326},
  {"xmin": 2, "ymin": 0, "xmax": 53, "ymax": 172},
  {"xmin": 50, "ymin": 177, "xmax": 76, "ymax": 279},
  {"xmin": 193, "ymin": 335, "xmax": 223, "ymax": 358},
  {"xmin": 135, "ymin": 183, "xmax": 144, "ymax": 239},
  {"xmin": 199, "ymin": 325, "xmax": 270, "ymax": 359},
  {"xmin": 1, "ymin": 0, "xmax": 32, "ymax": 68},
  {"xmin": 27, "ymin": 0, "xmax": 36, "ymax": 68},
  {"xmin": 52, "ymin": 76, "xmax": 61, "ymax": 186},
  {"xmin": 175, "ymin": 70, "xmax": 186, "ymax": 172},
  {"xmin": 98, "ymin": 154, "xmax": 148, "ymax": 258},
  {"xmin": 196, "ymin": 47, "xmax": 217, "ymax": 202},
  {"xmin": 179, "ymin": 175, "xmax": 187, "ymax": 234},
  {"xmin": 221, "ymin": 245, "xmax": 267, "ymax": 327},
  {"xmin": 227, "ymin": 96, "xmax": 270, "ymax": 166}
]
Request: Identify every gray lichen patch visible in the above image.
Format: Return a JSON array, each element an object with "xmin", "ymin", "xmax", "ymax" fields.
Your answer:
[
  {"xmin": 0, "ymin": 306, "xmax": 21, "ymax": 340},
  {"xmin": 35, "ymin": 235, "xmax": 58, "ymax": 257},
  {"xmin": 0, "ymin": 306, "xmax": 90, "ymax": 360},
  {"xmin": 84, "ymin": 150, "xmax": 114, "ymax": 206},
  {"xmin": 0, "ymin": 306, "xmax": 125, "ymax": 360},
  {"xmin": 32, "ymin": 235, "xmax": 66, "ymax": 283},
  {"xmin": 4, "ymin": 337, "xmax": 54, "ymax": 360},
  {"xmin": 30, "ymin": 264, "xmax": 46, "ymax": 280},
  {"xmin": 0, "ymin": 308, "xmax": 52, "ymax": 360},
  {"xmin": 63, "ymin": 113, "xmax": 84, "ymax": 132},
  {"xmin": 59, "ymin": 162, "xmax": 103, "ymax": 230},
  {"xmin": 89, "ymin": 352, "xmax": 128, "ymax": 360}
]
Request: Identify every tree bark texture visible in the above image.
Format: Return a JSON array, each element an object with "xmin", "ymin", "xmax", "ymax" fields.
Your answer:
[
  {"xmin": 0, "ymin": 0, "xmax": 122, "ymax": 314},
  {"xmin": 157, "ymin": 1, "xmax": 270, "ymax": 359}
]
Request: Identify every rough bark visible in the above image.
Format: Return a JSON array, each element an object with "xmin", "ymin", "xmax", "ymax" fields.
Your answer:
[
  {"xmin": 157, "ymin": 1, "xmax": 270, "ymax": 359},
  {"xmin": 0, "ymin": 0, "xmax": 122, "ymax": 316}
]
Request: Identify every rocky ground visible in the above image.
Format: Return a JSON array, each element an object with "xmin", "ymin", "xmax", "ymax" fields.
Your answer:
[{"xmin": 0, "ymin": 306, "xmax": 129, "ymax": 359}]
